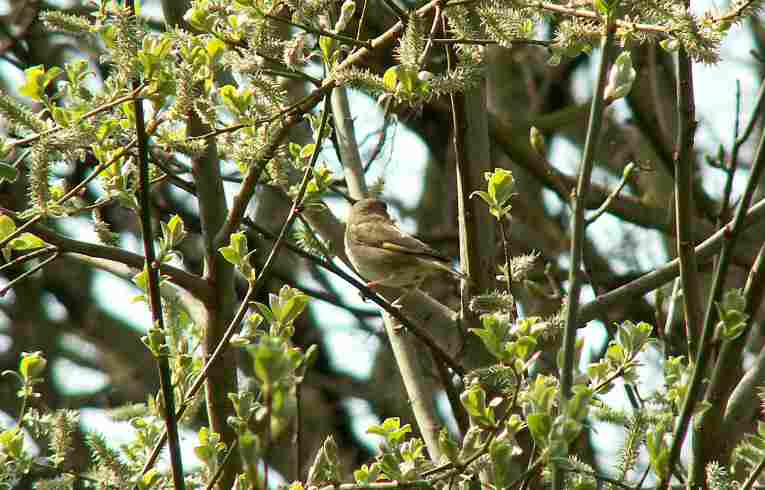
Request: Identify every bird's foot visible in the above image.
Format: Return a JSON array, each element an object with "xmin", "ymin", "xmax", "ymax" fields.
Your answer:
[{"xmin": 357, "ymin": 281, "xmax": 378, "ymax": 301}]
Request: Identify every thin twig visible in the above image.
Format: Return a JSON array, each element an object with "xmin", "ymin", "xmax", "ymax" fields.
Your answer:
[
  {"xmin": 126, "ymin": 0, "xmax": 185, "ymax": 483},
  {"xmin": 419, "ymin": 5, "xmax": 443, "ymax": 69},
  {"xmin": 355, "ymin": 0, "xmax": 370, "ymax": 40},
  {"xmin": 264, "ymin": 388, "xmax": 272, "ymax": 490},
  {"xmin": 498, "ymin": 219, "xmax": 513, "ymax": 294},
  {"xmin": 0, "ymin": 246, "xmax": 57, "ymax": 272},
  {"xmin": 426, "ymin": 37, "xmax": 550, "ymax": 46},
  {"xmin": 734, "ymin": 77, "xmax": 765, "ymax": 148},
  {"xmin": 213, "ymin": 125, "xmax": 287, "ymax": 247},
  {"xmin": 296, "ymin": 376, "xmax": 304, "ymax": 480},
  {"xmin": 364, "ymin": 109, "xmax": 395, "ymax": 171},
  {"xmin": 30, "ymin": 462, "xmax": 112, "ymax": 487},
  {"xmin": 10, "ymin": 218, "xmax": 213, "ymax": 301},
  {"xmin": 0, "ymin": 116, "xmax": 161, "ymax": 252},
  {"xmin": 557, "ymin": 15, "xmax": 615, "ymax": 490},
  {"xmin": 264, "ymin": 12, "xmax": 372, "ymax": 49},
  {"xmin": 585, "ymin": 165, "xmax": 632, "ymax": 225},
  {"xmin": 9, "ymin": 82, "xmax": 149, "ymax": 149},
  {"xmin": 717, "ymin": 80, "xmax": 743, "ymax": 229},
  {"xmin": 0, "ymin": 250, "xmax": 59, "ymax": 296},
  {"xmin": 381, "ymin": 0, "xmax": 408, "ymax": 20},
  {"xmin": 720, "ymin": 76, "xmax": 765, "ymax": 229},
  {"xmin": 567, "ymin": 468, "xmax": 634, "ymax": 490},
  {"xmin": 741, "ymin": 453, "xmax": 765, "ymax": 490}
]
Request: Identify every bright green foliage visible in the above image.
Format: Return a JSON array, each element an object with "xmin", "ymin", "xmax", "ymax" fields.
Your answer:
[
  {"xmin": 471, "ymin": 168, "xmax": 515, "ymax": 220},
  {"xmin": 604, "ymin": 51, "xmax": 637, "ymax": 103},
  {"xmin": 715, "ymin": 289, "xmax": 750, "ymax": 340},
  {"xmin": 615, "ymin": 413, "xmax": 647, "ymax": 480},
  {"xmin": 0, "ymin": 427, "xmax": 33, "ymax": 488},
  {"xmin": 219, "ymin": 231, "xmax": 255, "ymax": 279},
  {"xmin": 194, "ymin": 427, "xmax": 228, "ymax": 477},
  {"xmin": 19, "ymin": 65, "xmax": 63, "ymax": 104},
  {"xmin": 0, "ymin": 215, "xmax": 46, "ymax": 261},
  {"xmin": 365, "ymin": 418, "xmax": 432, "ymax": 482}
]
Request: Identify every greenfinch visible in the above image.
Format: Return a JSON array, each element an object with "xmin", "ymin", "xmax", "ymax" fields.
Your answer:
[{"xmin": 344, "ymin": 198, "xmax": 465, "ymax": 291}]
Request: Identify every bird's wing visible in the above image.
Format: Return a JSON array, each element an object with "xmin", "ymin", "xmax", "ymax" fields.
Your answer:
[
  {"xmin": 349, "ymin": 218, "xmax": 464, "ymax": 278},
  {"xmin": 353, "ymin": 219, "xmax": 451, "ymax": 263}
]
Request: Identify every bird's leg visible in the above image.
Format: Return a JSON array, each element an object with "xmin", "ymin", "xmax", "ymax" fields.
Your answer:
[
  {"xmin": 391, "ymin": 291, "xmax": 410, "ymax": 308},
  {"xmin": 365, "ymin": 273, "xmax": 400, "ymax": 290},
  {"xmin": 357, "ymin": 276, "xmax": 393, "ymax": 301},
  {"xmin": 392, "ymin": 281, "xmax": 422, "ymax": 308}
]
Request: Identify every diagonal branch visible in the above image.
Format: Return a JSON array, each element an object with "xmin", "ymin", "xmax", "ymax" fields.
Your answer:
[{"xmin": 577, "ymin": 197, "xmax": 765, "ymax": 324}]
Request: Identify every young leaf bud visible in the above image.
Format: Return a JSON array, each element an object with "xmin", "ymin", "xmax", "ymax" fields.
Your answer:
[{"xmin": 604, "ymin": 51, "xmax": 636, "ymax": 104}]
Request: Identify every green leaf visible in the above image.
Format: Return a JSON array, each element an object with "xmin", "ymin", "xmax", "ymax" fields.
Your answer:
[
  {"xmin": 471, "ymin": 327, "xmax": 504, "ymax": 360},
  {"xmin": 397, "ymin": 68, "xmax": 418, "ymax": 93},
  {"xmin": 250, "ymin": 337, "xmax": 291, "ymax": 387},
  {"xmin": 133, "ymin": 268, "xmax": 149, "ymax": 292},
  {"xmin": 367, "ymin": 417, "xmax": 412, "ymax": 446},
  {"xmin": 526, "ymin": 413, "xmax": 551, "ymax": 444},
  {"xmin": 277, "ymin": 294, "xmax": 309, "ymax": 325},
  {"xmin": 469, "ymin": 190, "xmax": 493, "ymax": 207},
  {"xmin": 460, "ymin": 385, "xmax": 496, "ymax": 426},
  {"xmin": 219, "ymin": 232, "xmax": 249, "ymax": 267},
  {"xmin": 252, "ymin": 302, "xmax": 276, "ymax": 326},
  {"xmin": 486, "ymin": 168, "xmax": 515, "ymax": 207},
  {"xmin": 383, "ymin": 66, "xmax": 400, "ymax": 92},
  {"xmin": 604, "ymin": 51, "xmax": 636, "ymax": 102},
  {"xmin": 218, "ymin": 245, "xmax": 241, "ymax": 266},
  {"xmin": 10, "ymin": 233, "xmax": 45, "ymax": 251},
  {"xmin": 0, "ymin": 215, "xmax": 17, "ymax": 240},
  {"xmin": 0, "ymin": 428, "xmax": 24, "ymax": 459},
  {"xmin": 594, "ymin": 0, "xmax": 617, "ymax": 15},
  {"xmin": 299, "ymin": 143, "xmax": 316, "ymax": 160},
  {"xmin": 19, "ymin": 351, "xmax": 47, "ymax": 380},
  {"xmin": 367, "ymin": 417, "xmax": 401, "ymax": 436},
  {"xmin": 319, "ymin": 36, "xmax": 335, "ymax": 64},
  {"xmin": 354, "ymin": 463, "xmax": 381, "ymax": 484},
  {"xmin": 183, "ymin": 6, "xmax": 215, "ymax": 31},
  {"xmin": 206, "ymin": 38, "xmax": 226, "ymax": 62},
  {"xmin": 489, "ymin": 436, "xmax": 517, "ymax": 489},
  {"xmin": 231, "ymin": 232, "xmax": 248, "ymax": 256},
  {"xmin": 646, "ymin": 431, "xmax": 669, "ymax": 479},
  {"xmin": 164, "ymin": 214, "xmax": 186, "ymax": 246},
  {"xmin": 19, "ymin": 66, "xmax": 47, "ymax": 101}
]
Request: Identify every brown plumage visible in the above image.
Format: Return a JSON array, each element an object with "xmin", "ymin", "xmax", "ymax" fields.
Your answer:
[{"xmin": 344, "ymin": 198, "xmax": 465, "ymax": 290}]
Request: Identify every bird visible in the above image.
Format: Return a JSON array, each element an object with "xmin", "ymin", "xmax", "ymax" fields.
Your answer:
[{"xmin": 344, "ymin": 198, "xmax": 465, "ymax": 295}]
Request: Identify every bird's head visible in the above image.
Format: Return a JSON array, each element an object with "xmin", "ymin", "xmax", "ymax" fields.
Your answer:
[{"xmin": 349, "ymin": 198, "xmax": 390, "ymax": 224}]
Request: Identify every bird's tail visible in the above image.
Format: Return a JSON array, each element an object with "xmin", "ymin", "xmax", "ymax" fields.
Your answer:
[{"xmin": 424, "ymin": 257, "xmax": 467, "ymax": 279}]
